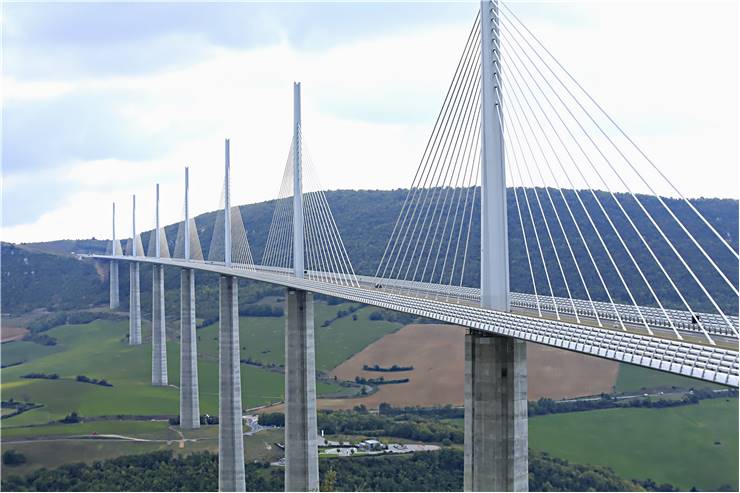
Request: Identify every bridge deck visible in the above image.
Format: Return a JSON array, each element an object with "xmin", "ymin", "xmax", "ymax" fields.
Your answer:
[{"xmin": 90, "ymin": 254, "xmax": 739, "ymax": 387}]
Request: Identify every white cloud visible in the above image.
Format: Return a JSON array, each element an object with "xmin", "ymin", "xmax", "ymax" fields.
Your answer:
[{"xmin": 1, "ymin": 1, "xmax": 736, "ymax": 243}]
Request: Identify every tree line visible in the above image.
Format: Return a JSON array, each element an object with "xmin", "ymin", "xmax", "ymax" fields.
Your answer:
[
  {"xmin": 354, "ymin": 376, "xmax": 410, "ymax": 386},
  {"xmin": 363, "ymin": 364, "xmax": 414, "ymax": 372},
  {"xmin": 260, "ymin": 409, "xmax": 463, "ymax": 445},
  {"xmin": 0, "ymin": 448, "xmax": 694, "ymax": 492},
  {"xmin": 4, "ymin": 192, "xmax": 737, "ymax": 326}
]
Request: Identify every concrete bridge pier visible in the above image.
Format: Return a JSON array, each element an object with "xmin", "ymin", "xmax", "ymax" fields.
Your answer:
[
  {"xmin": 284, "ymin": 288, "xmax": 319, "ymax": 492},
  {"xmin": 219, "ymin": 275, "xmax": 246, "ymax": 492},
  {"xmin": 179, "ymin": 268, "xmax": 200, "ymax": 429},
  {"xmin": 109, "ymin": 261, "xmax": 119, "ymax": 309},
  {"xmin": 151, "ymin": 264, "xmax": 168, "ymax": 385},
  {"xmin": 129, "ymin": 262, "xmax": 142, "ymax": 345},
  {"xmin": 464, "ymin": 330, "xmax": 528, "ymax": 491}
]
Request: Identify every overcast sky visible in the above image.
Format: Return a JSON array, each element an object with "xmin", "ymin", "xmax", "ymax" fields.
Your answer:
[{"xmin": 1, "ymin": 1, "xmax": 737, "ymax": 243}]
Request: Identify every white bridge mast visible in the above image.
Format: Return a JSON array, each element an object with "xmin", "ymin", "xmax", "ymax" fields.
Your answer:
[{"xmin": 480, "ymin": 0, "xmax": 509, "ymax": 311}]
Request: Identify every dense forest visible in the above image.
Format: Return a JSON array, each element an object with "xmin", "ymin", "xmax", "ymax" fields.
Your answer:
[
  {"xmin": 2, "ymin": 189, "xmax": 737, "ymax": 317},
  {"xmin": 1, "ymin": 243, "xmax": 109, "ymax": 313},
  {"xmin": 1, "ymin": 448, "xmax": 688, "ymax": 492}
]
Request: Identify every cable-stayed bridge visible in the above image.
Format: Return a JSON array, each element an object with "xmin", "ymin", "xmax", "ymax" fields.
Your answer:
[{"xmin": 84, "ymin": 1, "xmax": 738, "ymax": 491}]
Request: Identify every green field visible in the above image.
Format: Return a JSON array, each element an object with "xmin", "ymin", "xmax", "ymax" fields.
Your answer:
[
  {"xmin": 196, "ymin": 303, "xmax": 402, "ymax": 372},
  {"xmin": 615, "ymin": 363, "xmax": 723, "ymax": 394},
  {"xmin": 4, "ymin": 304, "xmax": 736, "ymax": 490},
  {"xmin": 0, "ymin": 439, "xmax": 174, "ymax": 477},
  {"xmin": 0, "ymin": 424, "xmax": 284, "ymax": 477},
  {"xmin": 0, "ymin": 419, "xmax": 175, "ymax": 440},
  {"xmin": 529, "ymin": 398, "xmax": 739, "ymax": 491},
  {"xmin": 439, "ymin": 398, "xmax": 739, "ymax": 491},
  {"xmin": 1, "ymin": 302, "xmax": 402, "ymax": 427}
]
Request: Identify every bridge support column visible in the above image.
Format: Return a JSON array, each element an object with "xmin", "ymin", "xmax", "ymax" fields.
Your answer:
[
  {"xmin": 109, "ymin": 261, "xmax": 119, "ymax": 309},
  {"xmin": 219, "ymin": 275, "xmax": 245, "ymax": 492},
  {"xmin": 285, "ymin": 288, "xmax": 319, "ymax": 492},
  {"xmin": 151, "ymin": 265, "xmax": 168, "ymax": 386},
  {"xmin": 129, "ymin": 262, "xmax": 142, "ymax": 345},
  {"xmin": 464, "ymin": 331, "xmax": 528, "ymax": 492},
  {"xmin": 179, "ymin": 268, "xmax": 200, "ymax": 429}
]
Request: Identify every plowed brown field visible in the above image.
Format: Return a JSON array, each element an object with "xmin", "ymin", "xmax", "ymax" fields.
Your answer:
[{"xmin": 318, "ymin": 323, "xmax": 619, "ymax": 410}]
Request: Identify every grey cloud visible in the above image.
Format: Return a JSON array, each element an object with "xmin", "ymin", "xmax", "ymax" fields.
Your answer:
[
  {"xmin": 1, "ymin": 175, "xmax": 72, "ymax": 227},
  {"xmin": 2, "ymin": 89, "xmax": 172, "ymax": 175},
  {"xmin": 3, "ymin": 2, "xmax": 476, "ymax": 79}
]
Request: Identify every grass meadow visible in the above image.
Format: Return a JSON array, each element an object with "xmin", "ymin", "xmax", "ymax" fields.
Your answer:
[
  {"xmin": 528, "ymin": 398, "xmax": 738, "ymax": 491},
  {"xmin": 0, "ymin": 301, "xmax": 402, "ymax": 426}
]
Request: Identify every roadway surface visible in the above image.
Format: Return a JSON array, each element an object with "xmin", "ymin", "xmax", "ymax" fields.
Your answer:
[{"xmin": 88, "ymin": 254, "xmax": 739, "ymax": 387}]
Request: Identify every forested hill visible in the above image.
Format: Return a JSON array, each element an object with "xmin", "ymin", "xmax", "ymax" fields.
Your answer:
[{"xmin": 2, "ymin": 188, "xmax": 738, "ymax": 316}]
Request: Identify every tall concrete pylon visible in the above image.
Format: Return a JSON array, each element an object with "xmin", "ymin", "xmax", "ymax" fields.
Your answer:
[
  {"xmin": 218, "ymin": 140, "xmax": 246, "ymax": 492},
  {"xmin": 180, "ymin": 167, "xmax": 201, "ymax": 429},
  {"xmin": 129, "ymin": 194, "xmax": 142, "ymax": 345},
  {"xmin": 285, "ymin": 82, "xmax": 320, "ymax": 492},
  {"xmin": 152, "ymin": 184, "xmax": 168, "ymax": 386},
  {"xmin": 110, "ymin": 202, "xmax": 120, "ymax": 310},
  {"xmin": 465, "ymin": 1, "xmax": 528, "ymax": 491}
]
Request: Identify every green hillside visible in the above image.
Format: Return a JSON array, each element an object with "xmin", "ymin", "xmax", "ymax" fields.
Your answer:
[
  {"xmin": 1, "ymin": 301, "xmax": 402, "ymax": 427},
  {"xmin": 3, "ymin": 189, "xmax": 737, "ymax": 318}
]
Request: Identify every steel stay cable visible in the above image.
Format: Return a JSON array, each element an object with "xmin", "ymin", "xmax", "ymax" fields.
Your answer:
[
  {"xmin": 496, "ymin": 84, "xmax": 581, "ymax": 323},
  {"xmin": 376, "ymin": 13, "xmax": 481, "ymax": 280},
  {"xmin": 436, "ymin": 88, "xmax": 482, "ymax": 291},
  {"xmin": 500, "ymin": 3, "xmax": 739, "ymax": 263},
  {"xmin": 313, "ymin": 183, "xmax": 359, "ymax": 286},
  {"xmin": 418, "ymin": 67, "xmax": 483, "ymax": 287},
  {"xmin": 279, "ymin": 147, "xmax": 295, "ymax": 270},
  {"xmin": 499, "ymin": 104, "xmax": 542, "ymax": 317},
  {"xmin": 494, "ymin": 49, "xmax": 628, "ymax": 331},
  {"xmin": 386, "ymin": 36, "xmax": 481, "ymax": 286},
  {"xmin": 500, "ymin": 61, "xmax": 621, "ymax": 328},
  {"xmin": 207, "ymin": 180, "xmax": 226, "ymax": 262},
  {"xmin": 376, "ymin": 14, "xmax": 482, "ymax": 281},
  {"xmin": 386, "ymin": 26, "xmax": 482, "ymax": 284},
  {"xmin": 495, "ymin": 101, "xmax": 560, "ymax": 320},
  {"xmin": 304, "ymin": 188, "xmax": 330, "ymax": 284},
  {"xmin": 499, "ymin": 27, "xmax": 723, "ymax": 340},
  {"xmin": 398, "ymin": 39, "xmax": 482, "ymax": 287},
  {"xmin": 498, "ymin": 10, "xmax": 735, "ymax": 336},
  {"xmin": 403, "ymin": 49, "xmax": 482, "ymax": 287},
  {"xmin": 262, "ymin": 146, "xmax": 293, "ymax": 266},
  {"xmin": 301, "ymin": 135, "xmax": 356, "ymax": 286},
  {"xmin": 317, "ymin": 186, "xmax": 360, "ymax": 286},
  {"xmin": 499, "ymin": 34, "xmax": 653, "ymax": 333},
  {"xmin": 500, "ymin": 78, "xmax": 604, "ymax": 325},
  {"xmin": 267, "ymin": 173, "xmax": 291, "ymax": 268},
  {"xmin": 447, "ymin": 108, "xmax": 481, "ymax": 294},
  {"xmin": 303, "ymin": 160, "xmax": 345, "ymax": 285},
  {"xmin": 302, "ymin": 137, "xmax": 359, "ymax": 286},
  {"xmin": 239, "ymin": 206, "xmax": 256, "ymax": 267},
  {"xmin": 501, "ymin": 8, "xmax": 738, "ymax": 301},
  {"xmin": 424, "ymin": 74, "xmax": 482, "ymax": 289},
  {"xmin": 458, "ymin": 149, "xmax": 481, "ymax": 293}
]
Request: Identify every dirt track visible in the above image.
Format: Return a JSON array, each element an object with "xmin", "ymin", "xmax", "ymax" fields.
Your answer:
[{"xmin": 318, "ymin": 323, "xmax": 619, "ymax": 410}]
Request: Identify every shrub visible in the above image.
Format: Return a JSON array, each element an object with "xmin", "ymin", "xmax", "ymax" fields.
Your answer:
[{"xmin": 2, "ymin": 450, "xmax": 27, "ymax": 466}]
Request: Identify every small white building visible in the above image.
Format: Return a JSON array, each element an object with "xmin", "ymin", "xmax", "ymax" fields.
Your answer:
[{"xmin": 358, "ymin": 439, "xmax": 384, "ymax": 451}]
